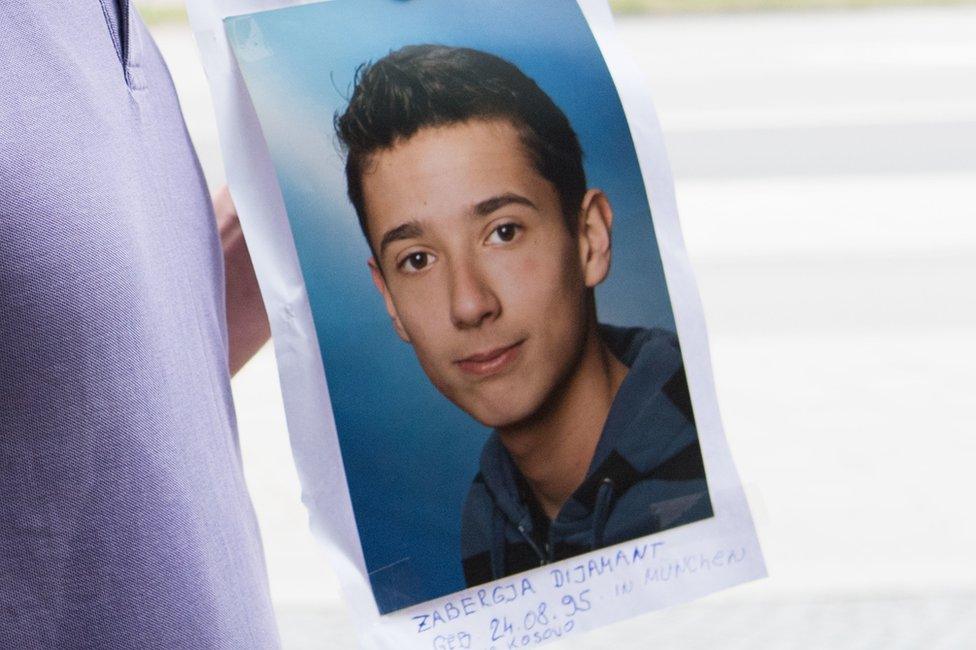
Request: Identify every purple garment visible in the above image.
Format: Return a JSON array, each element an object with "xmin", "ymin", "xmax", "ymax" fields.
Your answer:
[{"xmin": 0, "ymin": 3, "xmax": 280, "ymax": 648}]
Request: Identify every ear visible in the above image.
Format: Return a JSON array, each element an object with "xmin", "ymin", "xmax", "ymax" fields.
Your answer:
[
  {"xmin": 369, "ymin": 257, "xmax": 411, "ymax": 343},
  {"xmin": 576, "ymin": 189, "xmax": 614, "ymax": 289}
]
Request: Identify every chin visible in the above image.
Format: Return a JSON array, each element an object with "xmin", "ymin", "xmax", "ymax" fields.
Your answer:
[
  {"xmin": 460, "ymin": 393, "xmax": 542, "ymax": 430},
  {"xmin": 470, "ymin": 411, "xmax": 516, "ymax": 430}
]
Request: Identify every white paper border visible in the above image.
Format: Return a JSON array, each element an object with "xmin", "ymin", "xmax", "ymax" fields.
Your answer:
[{"xmin": 187, "ymin": 1, "xmax": 766, "ymax": 647}]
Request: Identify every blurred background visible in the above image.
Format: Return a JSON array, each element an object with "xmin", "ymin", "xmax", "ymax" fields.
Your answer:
[{"xmin": 138, "ymin": 0, "xmax": 976, "ymax": 647}]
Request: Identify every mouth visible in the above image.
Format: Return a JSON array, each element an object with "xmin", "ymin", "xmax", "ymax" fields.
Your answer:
[{"xmin": 455, "ymin": 340, "xmax": 525, "ymax": 378}]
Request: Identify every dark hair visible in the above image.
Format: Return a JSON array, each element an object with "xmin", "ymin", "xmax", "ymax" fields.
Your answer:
[{"xmin": 334, "ymin": 44, "xmax": 586, "ymax": 247}]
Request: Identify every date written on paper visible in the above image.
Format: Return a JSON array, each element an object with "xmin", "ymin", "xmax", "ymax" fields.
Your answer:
[
  {"xmin": 432, "ymin": 592, "xmax": 590, "ymax": 650},
  {"xmin": 486, "ymin": 591, "xmax": 591, "ymax": 648}
]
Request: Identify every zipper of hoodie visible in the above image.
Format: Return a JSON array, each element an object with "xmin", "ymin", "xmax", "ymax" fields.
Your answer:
[
  {"xmin": 523, "ymin": 477, "xmax": 616, "ymax": 569},
  {"xmin": 516, "ymin": 522, "xmax": 549, "ymax": 566}
]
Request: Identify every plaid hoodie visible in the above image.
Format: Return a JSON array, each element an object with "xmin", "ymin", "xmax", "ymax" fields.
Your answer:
[{"xmin": 460, "ymin": 325, "xmax": 713, "ymax": 587}]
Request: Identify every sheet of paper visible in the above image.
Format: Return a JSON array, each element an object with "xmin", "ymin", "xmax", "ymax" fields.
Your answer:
[{"xmin": 187, "ymin": 1, "xmax": 766, "ymax": 646}]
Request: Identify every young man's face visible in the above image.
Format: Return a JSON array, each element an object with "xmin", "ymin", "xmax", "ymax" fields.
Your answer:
[{"xmin": 362, "ymin": 119, "xmax": 608, "ymax": 428}]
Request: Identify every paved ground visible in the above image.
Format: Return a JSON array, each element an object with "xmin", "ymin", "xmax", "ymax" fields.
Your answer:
[{"xmin": 152, "ymin": 5, "xmax": 976, "ymax": 647}]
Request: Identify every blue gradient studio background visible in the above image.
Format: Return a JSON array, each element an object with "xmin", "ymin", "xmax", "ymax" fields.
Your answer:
[{"xmin": 228, "ymin": 0, "xmax": 678, "ymax": 613}]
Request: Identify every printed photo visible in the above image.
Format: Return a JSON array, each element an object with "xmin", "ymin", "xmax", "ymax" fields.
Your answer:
[{"xmin": 227, "ymin": 0, "xmax": 714, "ymax": 614}]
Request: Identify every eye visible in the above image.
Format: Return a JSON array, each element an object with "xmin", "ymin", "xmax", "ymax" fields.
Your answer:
[
  {"xmin": 398, "ymin": 251, "xmax": 435, "ymax": 273},
  {"xmin": 487, "ymin": 223, "xmax": 521, "ymax": 245}
]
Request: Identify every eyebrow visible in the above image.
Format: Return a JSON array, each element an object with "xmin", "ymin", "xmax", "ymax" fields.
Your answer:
[
  {"xmin": 473, "ymin": 193, "xmax": 538, "ymax": 217},
  {"xmin": 379, "ymin": 221, "xmax": 424, "ymax": 257}
]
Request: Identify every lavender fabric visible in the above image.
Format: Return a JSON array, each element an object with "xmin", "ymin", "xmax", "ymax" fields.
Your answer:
[{"xmin": 0, "ymin": 3, "xmax": 280, "ymax": 648}]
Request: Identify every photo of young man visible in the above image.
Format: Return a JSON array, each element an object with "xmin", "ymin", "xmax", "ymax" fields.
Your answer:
[{"xmin": 334, "ymin": 44, "xmax": 713, "ymax": 588}]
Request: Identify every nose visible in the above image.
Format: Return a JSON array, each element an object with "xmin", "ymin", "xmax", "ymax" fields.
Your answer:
[{"xmin": 449, "ymin": 259, "xmax": 500, "ymax": 329}]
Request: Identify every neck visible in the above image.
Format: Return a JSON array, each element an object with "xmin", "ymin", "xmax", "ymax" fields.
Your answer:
[{"xmin": 497, "ymin": 323, "xmax": 628, "ymax": 521}]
